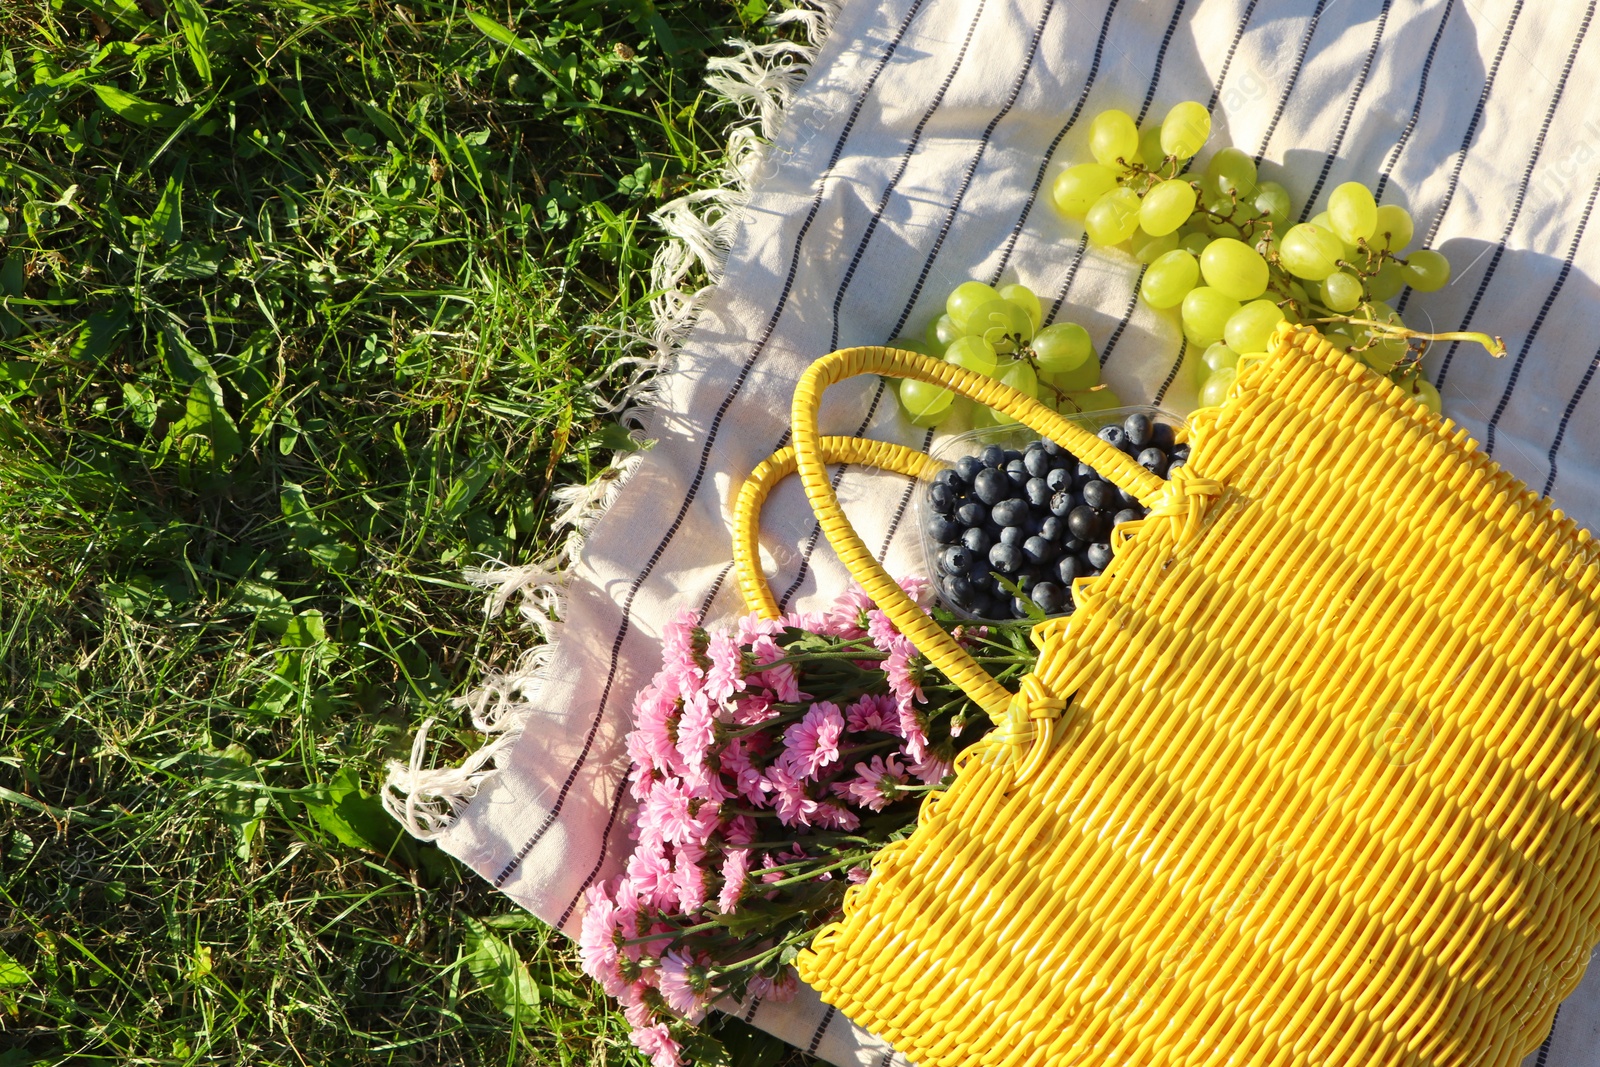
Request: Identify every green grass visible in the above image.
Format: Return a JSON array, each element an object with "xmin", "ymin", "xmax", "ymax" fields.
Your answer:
[{"xmin": 0, "ymin": 0, "xmax": 801, "ymax": 1062}]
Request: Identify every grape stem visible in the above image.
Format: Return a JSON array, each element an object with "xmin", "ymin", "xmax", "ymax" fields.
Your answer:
[{"xmin": 1310, "ymin": 316, "xmax": 1507, "ymax": 357}]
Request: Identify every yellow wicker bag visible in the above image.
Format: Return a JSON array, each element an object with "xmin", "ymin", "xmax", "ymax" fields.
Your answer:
[{"xmin": 732, "ymin": 324, "xmax": 1600, "ymax": 1067}]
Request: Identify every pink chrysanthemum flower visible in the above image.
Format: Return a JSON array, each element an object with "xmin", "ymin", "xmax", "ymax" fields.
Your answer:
[
  {"xmin": 823, "ymin": 585, "xmax": 873, "ymax": 638},
  {"xmin": 658, "ymin": 951, "xmax": 710, "ymax": 1022},
  {"xmin": 847, "ymin": 866, "xmax": 871, "ymax": 884},
  {"xmin": 747, "ymin": 969, "xmax": 800, "ymax": 1003},
  {"xmin": 625, "ymin": 844, "xmax": 678, "ymax": 913},
  {"xmin": 660, "ymin": 609, "xmax": 700, "ymax": 669},
  {"xmin": 762, "ymin": 765, "xmax": 818, "ymax": 827},
  {"xmin": 622, "ymin": 995, "xmax": 655, "ymax": 1028},
  {"xmin": 704, "ymin": 629, "xmax": 746, "ymax": 703},
  {"xmin": 718, "ymin": 848, "xmax": 750, "ymax": 913},
  {"xmin": 675, "ymin": 690, "xmax": 715, "ymax": 772},
  {"xmin": 735, "ymin": 611, "xmax": 785, "ymax": 644},
  {"xmin": 835, "ymin": 754, "xmax": 908, "ymax": 812},
  {"xmin": 629, "ymin": 1023, "xmax": 682, "ymax": 1067},
  {"xmin": 898, "ymin": 574, "xmax": 932, "ymax": 608},
  {"xmin": 730, "ymin": 692, "xmax": 777, "ymax": 725},
  {"xmin": 674, "ymin": 858, "xmax": 707, "ymax": 913},
  {"xmin": 845, "ymin": 693, "xmax": 897, "ymax": 734},
  {"xmin": 578, "ymin": 886, "xmax": 624, "ymax": 994},
  {"xmin": 809, "ymin": 800, "xmax": 860, "ymax": 831},
  {"xmin": 778, "ymin": 701, "xmax": 844, "ymax": 780},
  {"xmin": 909, "ymin": 751, "xmax": 952, "ymax": 786}
]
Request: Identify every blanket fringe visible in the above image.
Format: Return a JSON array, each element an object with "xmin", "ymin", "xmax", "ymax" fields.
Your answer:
[{"xmin": 384, "ymin": 0, "xmax": 842, "ymax": 840}]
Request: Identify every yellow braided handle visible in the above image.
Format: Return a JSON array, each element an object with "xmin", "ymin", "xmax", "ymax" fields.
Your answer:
[
  {"xmin": 734, "ymin": 436, "xmax": 945, "ymax": 621},
  {"xmin": 789, "ymin": 346, "xmax": 1167, "ymax": 719}
]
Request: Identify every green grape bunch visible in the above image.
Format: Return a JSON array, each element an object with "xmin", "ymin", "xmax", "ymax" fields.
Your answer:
[
  {"xmin": 889, "ymin": 279, "xmax": 1123, "ymax": 431},
  {"xmin": 1050, "ymin": 100, "xmax": 1506, "ymax": 415}
]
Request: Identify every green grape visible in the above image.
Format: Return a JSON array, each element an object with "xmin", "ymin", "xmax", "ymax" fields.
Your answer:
[
  {"xmin": 889, "ymin": 336, "xmax": 933, "ymax": 358},
  {"xmin": 1401, "ymin": 250, "xmax": 1451, "ymax": 291},
  {"xmin": 1140, "ymin": 179, "xmax": 1198, "ymax": 236},
  {"xmin": 1181, "ymin": 286, "xmax": 1241, "ymax": 347},
  {"xmin": 1161, "ymin": 101, "xmax": 1211, "ymax": 160},
  {"xmin": 1205, "ymin": 146, "xmax": 1257, "ymax": 196},
  {"xmin": 1045, "ymin": 354, "xmax": 1101, "ymax": 393},
  {"xmin": 1066, "ymin": 387, "xmax": 1122, "ymax": 413},
  {"xmin": 971, "ymin": 403, "xmax": 1001, "ymax": 429},
  {"xmin": 1140, "ymin": 249, "xmax": 1200, "ymax": 309},
  {"xmin": 1137, "ymin": 124, "xmax": 1166, "ymax": 170},
  {"xmin": 1328, "ymin": 181, "xmax": 1378, "ymax": 244},
  {"xmin": 1085, "ymin": 186, "xmax": 1143, "ymax": 245},
  {"xmin": 1321, "ymin": 271, "xmax": 1363, "ymax": 313},
  {"xmin": 1031, "ymin": 322, "xmax": 1095, "ymax": 373},
  {"xmin": 1373, "ymin": 204, "xmax": 1414, "ymax": 252},
  {"xmin": 998, "ymin": 283, "xmax": 1041, "ymax": 330},
  {"xmin": 1052, "ymin": 163, "xmax": 1119, "ymax": 218},
  {"xmin": 1223, "ymin": 299, "xmax": 1285, "ymax": 354},
  {"xmin": 946, "ymin": 280, "xmax": 1000, "ymax": 331},
  {"xmin": 1198, "ymin": 366, "xmax": 1237, "ymax": 407},
  {"xmin": 1088, "ymin": 109, "xmax": 1139, "ymax": 167},
  {"xmin": 965, "ymin": 298, "xmax": 1034, "ymax": 352},
  {"xmin": 1179, "ymin": 229, "xmax": 1211, "ymax": 256},
  {"xmin": 898, "ymin": 377, "xmax": 954, "ymax": 427},
  {"xmin": 945, "ymin": 334, "xmax": 998, "ymax": 377},
  {"xmin": 1279, "ymin": 223, "xmax": 1346, "ymax": 280},
  {"xmin": 1361, "ymin": 342, "xmax": 1408, "ymax": 374},
  {"xmin": 1200, "ymin": 237, "xmax": 1269, "ymax": 300},
  {"xmin": 1252, "ymin": 181, "xmax": 1292, "ymax": 228},
  {"xmin": 1202, "ymin": 341, "xmax": 1240, "ymax": 373},
  {"xmin": 988, "ymin": 358, "xmax": 1038, "ymax": 425},
  {"xmin": 1400, "ymin": 377, "xmax": 1442, "ymax": 415},
  {"xmin": 925, "ymin": 313, "xmax": 964, "ymax": 352},
  {"xmin": 1131, "ymin": 228, "xmax": 1181, "ymax": 264},
  {"xmin": 1310, "ymin": 210, "xmax": 1362, "ymax": 260},
  {"xmin": 1367, "ymin": 260, "xmax": 1404, "ymax": 301}
]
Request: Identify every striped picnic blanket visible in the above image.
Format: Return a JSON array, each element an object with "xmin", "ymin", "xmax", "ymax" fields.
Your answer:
[{"xmin": 405, "ymin": 0, "xmax": 1600, "ymax": 1061}]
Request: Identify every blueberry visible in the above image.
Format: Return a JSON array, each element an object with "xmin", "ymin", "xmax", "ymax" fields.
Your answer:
[
  {"xmin": 1063, "ymin": 537, "xmax": 1087, "ymax": 555},
  {"xmin": 1097, "ymin": 425, "xmax": 1127, "ymax": 450},
  {"xmin": 944, "ymin": 574, "xmax": 976, "ymax": 608},
  {"xmin": 1040, "ymin": 516, "xmax": 1065, "ymax": 543},
  {"xmin": 928, "ymin": 482, "xmax": 957, "ymax": 514},
  {"xmin": 940, "ymin": 545, "xmax": 973, "ymax": 573},
  {"xmin": 1024, "ymin": 447, "xmax": 1052, "ymax": 478},
  {"xmin": 1023, "ymin": 535, "xmax": 1056, "ymax": 565},
  {"xmin": 980, "ymin": 445, "xmax": 1007, "ymax": 468},
  {"xmin": 1056, "ymin": 555, "xmax": 1082, "ymax": 585},
  {"xmin": 1112, "ymin": 507, "xmax": 1143, "ymax": 527},
  {"xmin": 956, "ymin": 454, "xmax": 984, "ymax": 481},
  {"xmin": 1005, "ymin": 458, "xmax": 1030, "ymax": 486},
  {"xmin": 973, "ymin": 468, "xmax": 1009, "ymax": 505},
  {"xmin": 1081, "ymin": 479, "xmax": 1114, "ymax": 510},
  {"xmin": 999, "ymin": 525, "xmax": 1026, "ymax": 546},
  {"xmin": 1137, "ymin": 447, "xmax": 1168, "ymax": 476},
  {"xmin": 1151, "ymin": 422, "xmax": 1177, "ymax": 452},
  {"xmin": 988, "ymin": 542, "xmax": 1023, "ymax": 574},
  {"xmin": 961, "ymin": 526, "xmax": 993, "ymax": 555},
  {"xmin": 1168, "ymin": 455, "xmax": 1187, "ymax": 472},
  {"xmin": 926, "ymin": 515, "xmax": 963, "ymax": 544},
  {"xmin": 1068, "ymin": 505, "xmax": 1103, "ymax": 542},
  {"xmin": 1025, "ymin": 477, "xmax": 1052, "ymax": 508},
  {"xmin": 1086, "ymin": 542, "xmax": 1114, "ymax": 569},
  {"xmin": 991, "ymin": 498, "xmax": 1029, "ymax": 527},
  {"xmin": 1075, "ymin": 461, "xmax": 1099, "ymax": 483},
  {"xmin": 934, "ymin": 468, "xmax": 963, "ymax": 492},
  {"xmin": 1045, "ymin": 467, "xmax": 1071, "ymax": 493},
  {"xmin": 957, "ymin": 501, "xmax": 988, "ymax": 527},
  {"xmin": 1010, "ymin": 596, "xmax": 1033, "ymax": 619},
  {"xmin": 1004, "ymin": 448, "xmax": 1024, "ymax": 464},
  {"xmin": 1049, "ymin": 490, "xmax": 1076, "ymax": 518},
  {"xmin": 1041, "ymin": 437, "xmax": 1063, "ymax": 456},
  {"xmin": 1123, "ymin": 413, "xmax": 1152, "ymax": 449},
  {"xmin": 1031, "ymin": 581, "xmax": 1067, "ymax": 615},
  {"xmin": 1118, "ymin": 485, "xmax": 1142, "ymax": 508}
]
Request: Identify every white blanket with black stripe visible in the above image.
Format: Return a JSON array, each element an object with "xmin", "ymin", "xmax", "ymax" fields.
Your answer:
[{"xmin": 413, "ymin": 1, "xmax": 1600, "ymax": 1062}]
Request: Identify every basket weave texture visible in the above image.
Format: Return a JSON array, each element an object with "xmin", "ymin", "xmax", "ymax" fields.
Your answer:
[{"xmin": 752, "ymin": 326, "xmax": 1600, "ymax": 1067}]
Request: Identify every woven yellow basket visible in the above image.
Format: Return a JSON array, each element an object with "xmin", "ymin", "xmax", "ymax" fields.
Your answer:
[{"xmin": 732, "ymin": 324, "xmax": 1600, "ymax": 1067}]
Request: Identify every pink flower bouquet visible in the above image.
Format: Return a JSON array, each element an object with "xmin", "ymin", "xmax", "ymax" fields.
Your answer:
[{"xmin": 577, "ymin": 577, "xmax": 1034, "ymax": 1065}]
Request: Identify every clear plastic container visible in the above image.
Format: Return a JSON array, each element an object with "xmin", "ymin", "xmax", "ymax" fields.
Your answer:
[{"xmin": 916, "ymin": 405, "xmax": 1188, "ymax": 624}]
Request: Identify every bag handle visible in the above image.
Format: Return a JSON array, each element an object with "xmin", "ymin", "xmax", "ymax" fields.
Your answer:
[
  {"xmin": 787, "ymin": 346, "xmax": 1167, "ymax": 720},
  {"xmin": 734, "ymin": 435, "xmax": 945, "ymax": 621}
]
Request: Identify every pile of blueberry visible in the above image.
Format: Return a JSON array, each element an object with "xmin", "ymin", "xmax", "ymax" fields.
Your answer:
[{"xmin": 924, "ymin": 412, "xmax": 1189, "ymax": 620}]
